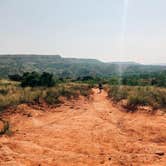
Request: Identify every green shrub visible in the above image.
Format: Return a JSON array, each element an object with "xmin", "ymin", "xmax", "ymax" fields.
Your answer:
[
  {"xmin": 107, "ymin": 85, "xmax": 166, "ymax": 110},
  {"xmin": 21, "ymin": 72, "xmax": 55, "ymax": 87},
  {"xmin": 127, "ymin": 95, "xmax": 147, "ymax": 107},
  {"xmin": 108, "ymin": 86, "xmax": 129, "ymax": 102}
]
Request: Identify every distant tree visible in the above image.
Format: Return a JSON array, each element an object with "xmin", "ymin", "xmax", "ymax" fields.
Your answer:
[
  {"xmin": 40, "ymin": 72, "xmax": 55, "ymax": 87},
  {"xmin": 151, "ymin": 78, "xmax": 157, "ymax": 85},
  {"xmin": 109, "ymin": 77, "xmax": 119, "ymax": 85},
  {"xmin": 8, "ymin": 74, "xmax": 22, "ymax": 81},
  {"xmin": 20, "ymin": 72, "xmax": 55, "ymax": 87},
  {"xmin": 80, "ymin": 76, "xmax": 94, "ymax": 81},
  {"xmin": 21, "ymin": 72, "xmax": 40, "ymax": 87}
]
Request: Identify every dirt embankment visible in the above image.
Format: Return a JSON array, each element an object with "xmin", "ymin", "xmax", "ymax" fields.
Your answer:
[{"xmin": 0, "ymin": 89, "xmax": 165, "ymax": 166}]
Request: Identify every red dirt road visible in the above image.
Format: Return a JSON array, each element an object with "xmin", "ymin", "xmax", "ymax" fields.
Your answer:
[{"xmin": 0, "ymin": 89, "xmax": 166, "ymax": 165}]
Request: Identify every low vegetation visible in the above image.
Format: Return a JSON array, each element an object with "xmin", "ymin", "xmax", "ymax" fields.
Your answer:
[
  {"xmin": 1, "ymin": 70, "xmax": 166, "ymax": 113},
  {"xmin": 0, "ymin": 119, "xmax": 11, "ymax": 136},
  {"xmin": 9, "ymin": 72, "xmax": 55, "ymax": 87},
  {"xmin": 108, "ymin": 86, "xmax": 166, "ymax": 110},
  {"xmin": 121, "ymin": 71, "xmax": 166, "ymax": 87},
  {"xmin": 0, "ymin": 79, "xmax": 92, "ymax": 111}
]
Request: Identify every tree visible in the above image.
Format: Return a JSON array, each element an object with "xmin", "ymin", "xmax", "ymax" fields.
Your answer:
[
  {"xmin": 8, "ymin": 74, "xmax": 22, "ymax": 81},
  {"xmin": 40, "ymin": 72, "xmax": 55, "ymax": 87}
]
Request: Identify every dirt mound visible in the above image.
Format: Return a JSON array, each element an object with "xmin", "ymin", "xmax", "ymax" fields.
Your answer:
[{"xmin": 0, "ymin": 89, "xmax": 165, "ymax": 165}]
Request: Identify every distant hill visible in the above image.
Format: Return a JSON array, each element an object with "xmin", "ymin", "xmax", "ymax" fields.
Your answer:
[
  {"xmin": 0, "ymin": 54, "xmax": 166, "ymax": 78},
  {"xmin": 153, "ymin": 63, "xmax": 166, "ymax": 66},
  {"xmin": 109, "ymin": 61, "xmax": 141, "ymax": 65}
]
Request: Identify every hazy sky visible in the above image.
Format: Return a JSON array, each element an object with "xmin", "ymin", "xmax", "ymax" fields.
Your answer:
[{"xmin": 0, "ymin": 0, "xmax": 166, "ymax": 64}]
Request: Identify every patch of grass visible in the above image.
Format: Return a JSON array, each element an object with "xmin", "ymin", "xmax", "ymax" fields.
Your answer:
[
  {"xmin": 108, "ymin": 86, "xmax": 130, "ymax": 102},
  {"xmin": 0, "ymin": 89, "xmax": 8, "ymax": 95},
  {"xmin": 0, "ymin": 81, "xmax": 92, "ymax": 110},
  {"xmin": 107, "ymin": 86, "xmax": 166, "ymax": 110},
  {"xmin": 44, "ymin": 83, "xmax": 92, "ymax": 104},
  {"xmin": 44, "ymin": 89, "xmax": 61, "ymax": 105}
]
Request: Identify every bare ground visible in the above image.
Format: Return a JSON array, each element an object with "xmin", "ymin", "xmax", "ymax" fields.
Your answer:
[{"xmin": 0, "ymin": 89, "xmax": 166, "ymax": 166}]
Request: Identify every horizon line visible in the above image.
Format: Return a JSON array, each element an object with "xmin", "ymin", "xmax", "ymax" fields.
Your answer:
[{"xmin": 0, "ymin": 53, "xmax": 166, "ymax": 65}]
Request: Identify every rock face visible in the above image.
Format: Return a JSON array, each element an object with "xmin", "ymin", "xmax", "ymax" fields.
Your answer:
[{"xmin": 0, "ymin": 89, "xmax": 166, "ymax": 165}]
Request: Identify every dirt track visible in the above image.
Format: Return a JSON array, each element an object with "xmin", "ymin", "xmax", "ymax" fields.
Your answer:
[{"xmin": 0, "ymin": 89, "xmax": 166, "ymax": 166}]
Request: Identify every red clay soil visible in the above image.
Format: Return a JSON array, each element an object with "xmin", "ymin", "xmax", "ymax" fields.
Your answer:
[{"xmin": 0, "ymin": 89, "xmax": 166, "ymax": 166}]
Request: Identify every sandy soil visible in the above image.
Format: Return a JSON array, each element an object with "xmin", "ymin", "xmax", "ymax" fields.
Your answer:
[{"xmin": 0, "ymin": 89, "xmax": 166, "ymax": 166}]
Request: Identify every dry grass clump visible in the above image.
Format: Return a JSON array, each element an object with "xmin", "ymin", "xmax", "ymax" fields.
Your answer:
[
  {"xmin": 108, "ymin": 86, "xmax": 166, "ymax": 110},
  {"xmin": 65, "ymin": 83, "xmax": 92, "ymax": 97},
  {"xmin": 0, "ymin": 81, "xmax": 92, "ymax": 110},
  {"xmin": 0, "ymin": 87, "xmax": 42, "ymax": 110},
  {"xmin": 0, "ymin": 119, "xmax": 11, "ymax": 136},
  {"xmin": 44, "ymin": 83, "xmax": 92, "ymax": 105},
  {"xmin": 108, "ymin": 86, "xmax": 130, "ymax": 102}
]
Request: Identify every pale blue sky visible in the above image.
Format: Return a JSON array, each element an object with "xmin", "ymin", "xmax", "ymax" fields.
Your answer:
[{"xmin": 0, "ymin": 0, "xmax": 166, "ymax": 64}]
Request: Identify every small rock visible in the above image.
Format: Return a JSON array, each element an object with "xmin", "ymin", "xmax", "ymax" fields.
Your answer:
[
  {"xmin": 138, "ymin": 138, "xmax": 143, "ymax": 141},
  {"xmin": 155, "ymin": 151, "xmax": 164, "ymax": 156},
  {"xmin": 108, "ymin": 157, "xmax": 111, "ymax": 160}
]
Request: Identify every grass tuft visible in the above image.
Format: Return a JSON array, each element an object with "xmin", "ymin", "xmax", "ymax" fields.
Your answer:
[{"xmin": 108, "ymin": 86, "xmax": 166, "ymax": 111}]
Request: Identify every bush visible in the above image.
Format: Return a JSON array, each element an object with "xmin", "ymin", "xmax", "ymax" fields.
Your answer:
[
  {"xmin": 21, "ymin": 72, "xmax": 55, "ymax": 87},
  {"xmin": 60, "ymin": 87, "xmax": 79, "ymax": 99},
  {"xmin": 8, "ymin": 74, "xmax": 22, "ymax": 81},
  {"xmin": 0, "ymin": 89, "xmax": 8, "ymax": 95},
  {"xmin": 0, "ymin": 87, "xmax": 43, "ymax": 110},
  {"xmin": 108, "ymin": 86, "xmax": 129, "ymax": 102},
  {"xmin": 21, "ymin": 72, "xmax": 41, "ymax": 87},
  {"xmin": 0, "ymin": 81, "xmax": 92, "ymax": 110},
  {"xmin": 40, "ymin": 72, "xmax": 55, "ymax": 87},
  {"xmin": 44, "ymin": 90, "xmax": 61, "ymax": 104},
  {"xmin": 107, "ymin": 85, "xmax": 166, "ymax": 110},
  {"xmin": 127, "ymin": 95, "xmax": 147, "ymax": 107}
]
